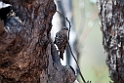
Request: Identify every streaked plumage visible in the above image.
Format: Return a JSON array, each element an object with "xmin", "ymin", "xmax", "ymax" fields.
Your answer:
[{"xmin": 54, "ymin": 27, "xmax": 68, "ymax": 60}]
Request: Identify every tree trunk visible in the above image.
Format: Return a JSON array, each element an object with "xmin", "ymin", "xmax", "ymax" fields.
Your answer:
[
  {"xmin": 98, "ymin": 0, "xmax": 124, "ymax": 83},
  {"xmin": 0, "ymin": 0, "xmax": 75, "ymax": 83}
]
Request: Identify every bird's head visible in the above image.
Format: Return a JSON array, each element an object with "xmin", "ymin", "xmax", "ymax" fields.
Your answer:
[
  {"xmin": 61, "ymin": 27, "xmax": 68, "ymax": 34},
  {"xmin": 62, "ymin": 27, "xmax": 68, "ymax": 30}
]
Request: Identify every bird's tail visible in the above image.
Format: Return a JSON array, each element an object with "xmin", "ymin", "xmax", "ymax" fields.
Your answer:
[{"xmin": 60, "ymin": 52, "xmax": 63, "ymax": 60}]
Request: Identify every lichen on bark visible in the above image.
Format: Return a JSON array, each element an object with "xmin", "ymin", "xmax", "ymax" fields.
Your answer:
[{"xmin": 98, "ymin": 0, "xmax": 124, "ymax": 83}]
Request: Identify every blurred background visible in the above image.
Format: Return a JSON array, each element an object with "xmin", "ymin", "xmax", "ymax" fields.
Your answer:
[
  {"xmin": 52, "ymin": 0, "xmax": 111, "ymax": 83},
  {"xmin": 73, "ymin": 0, "xmax": 111, "ymax": 83}
]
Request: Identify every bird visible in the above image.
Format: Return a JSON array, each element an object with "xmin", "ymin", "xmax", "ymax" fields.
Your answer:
[{"xmin": 54, "ymin": 27, "xmax": 68, "ymax": 60}]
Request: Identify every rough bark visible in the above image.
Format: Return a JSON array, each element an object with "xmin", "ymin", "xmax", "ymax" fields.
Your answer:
[
  {"xmin": 98, "ymin": 0, "xmax": 124, "ymax": 83},
  {"xmin": 0, "ymin": 0, "xmax": 75, "ymax": 83}
]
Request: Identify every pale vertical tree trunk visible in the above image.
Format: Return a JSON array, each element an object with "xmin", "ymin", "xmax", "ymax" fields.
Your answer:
[
  {"xmin": 53, "ymin": 0, "xmax": 78, "ymax": 75},
  {"xmin": 98, "ymin": 0, "xmax": 124, "ymax": 83}
]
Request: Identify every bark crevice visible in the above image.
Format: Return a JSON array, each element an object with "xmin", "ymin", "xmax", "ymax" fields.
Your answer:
[{"xmin": 0, "ymin": 0, "xmax": 75, "ymax": 83}]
